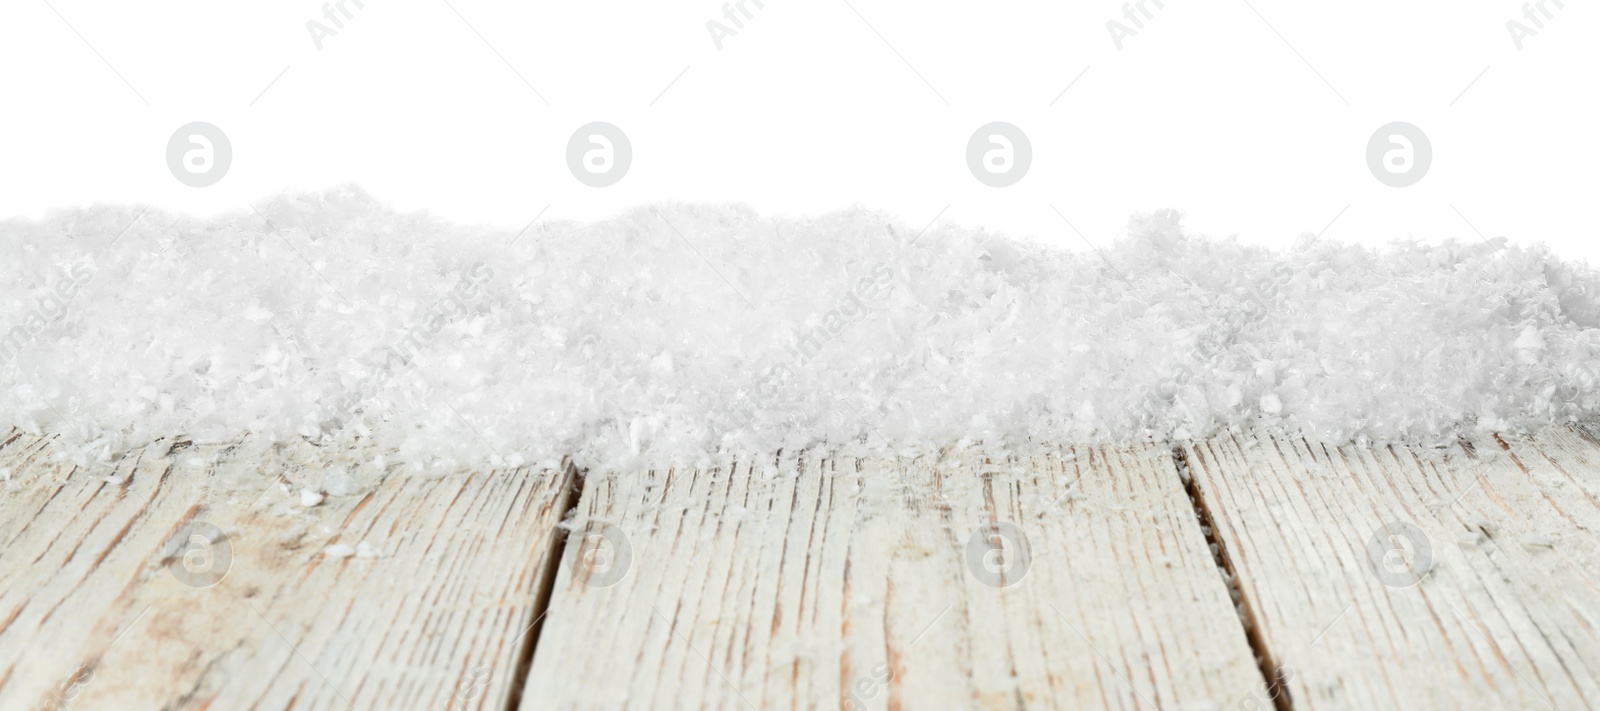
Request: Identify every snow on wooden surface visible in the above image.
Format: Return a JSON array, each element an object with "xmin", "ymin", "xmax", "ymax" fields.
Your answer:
[
  {"xmin": 4, "ymin": 427, "xmax": 1600, "ymax": 710},
  {"xmin": 9, "ymin": 194, "xmax": 1600, "ymax": 472}
]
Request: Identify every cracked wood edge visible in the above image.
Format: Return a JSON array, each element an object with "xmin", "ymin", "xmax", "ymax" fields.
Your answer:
[
  {"xmin": 1182, "ymin": 426, "xmax": 1600, "ymax": 710},
  {"xmin": 523, "ymin": 443, "xmax": 1270, "ymax": 710},
  {"xmin": 0, "ymin": 430, "xmax": 575, "ymax": 711}
]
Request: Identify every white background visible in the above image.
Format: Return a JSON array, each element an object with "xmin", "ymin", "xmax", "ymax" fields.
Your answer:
[{"xmin": 2, "ymin": 0, "xmax": 1595, "ymax": 261}]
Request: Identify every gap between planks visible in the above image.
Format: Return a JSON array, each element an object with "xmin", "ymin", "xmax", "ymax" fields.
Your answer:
[
  {"xmin": 1174, "ymin": 444, "xmax": 1294, "ymax": 711},
  {"xmin": 503, "ymin": 458, "xmax": 588, "ymax": 711}
]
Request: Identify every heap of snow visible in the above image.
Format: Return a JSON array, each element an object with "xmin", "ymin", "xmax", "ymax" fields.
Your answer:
[{"xmin": 4, "ymin": 187, "xmax": 1599, "ymax": 470}]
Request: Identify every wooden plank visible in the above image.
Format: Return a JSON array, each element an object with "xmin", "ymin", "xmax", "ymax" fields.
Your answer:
[
  {"xmin": 1182, "ymin": 427, "xmax": 1600, "ymax": 710},
  {"xmin": 0, "ymin": 429, "xmax": 576, "ymax": 711},
  {"xmin": 524, "ymin": 443, "xmax": 1271, "ymax": 710}
]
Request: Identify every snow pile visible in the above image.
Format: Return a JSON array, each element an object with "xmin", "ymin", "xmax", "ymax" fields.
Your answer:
[{"xmin": 4, "ymin": 186, "xmax": 1600, "ymax": 470}]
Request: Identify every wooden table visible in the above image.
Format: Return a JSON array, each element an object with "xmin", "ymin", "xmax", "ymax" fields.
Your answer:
[{"xmin": 2, "ymin": 426, "xmax": 1596, "ymax": 710}]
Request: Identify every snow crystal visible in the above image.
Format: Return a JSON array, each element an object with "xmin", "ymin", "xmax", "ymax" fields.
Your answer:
[
  {"xmin": 4, "ymin": 186, "xmax": 1600, "ymax": 471},
  {"xmin": 322, "ymin": 469, "xmax": 361, "ymax": 497}
]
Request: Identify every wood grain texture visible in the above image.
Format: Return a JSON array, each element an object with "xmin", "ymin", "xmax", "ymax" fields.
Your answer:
[
  {"xmin": 0, "ymin": 429, "xmax": 575, "ymax": 711},
  {"xmin": 1182, "ymin": 426, "xmax": 1600, "ymax": 711},
  {"xmin": 523, "ymin": 444, "xmax": 1270, "ymax": 710}
]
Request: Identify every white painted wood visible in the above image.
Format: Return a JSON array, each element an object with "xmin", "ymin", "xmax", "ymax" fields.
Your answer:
[
  {"xmin": 14, "ymin": 423, "xmax": 1592, "ymax": 711},
  {"xmin": 0, "ymin": 429, "xmax": 575, "ymax": 711},
  {"xmin": 524, "ymin": 444, "xmax": 1270, "ymax": 710},
  {"xmin": 1182, "ymin": 426, "xmax": 1600, "ymax": 710}
]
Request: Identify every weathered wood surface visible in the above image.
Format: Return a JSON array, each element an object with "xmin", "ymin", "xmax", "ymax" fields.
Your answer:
[
  {"xmin": 1181, "ymin": 426, "xmax": 1600, "ymax": 711},
  {"xmin": 523, "ymin": 444, "xmax": 1272, "ymax": 710},
  {"xmin": 0, "ymin": 429, "xmax": 576, "ymax": 711},
  {"xmin": 8, "ymin": 426, "xmax": 1600, "ymax": 710}
]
